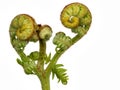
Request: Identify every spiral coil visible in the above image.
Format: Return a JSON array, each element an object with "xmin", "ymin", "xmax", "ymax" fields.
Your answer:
[
  {"xmin": 60, "ymin": 2, "xmax": 92, "ymax": 35},
  {"xmin": 53, "ymin": 32, "xmax": 72, "ymax": 50}
]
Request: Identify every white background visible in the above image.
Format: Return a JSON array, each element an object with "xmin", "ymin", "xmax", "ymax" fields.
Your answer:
[{"xmin": 0, "ymin": 0, "xmax": 120, "ymax": 90}]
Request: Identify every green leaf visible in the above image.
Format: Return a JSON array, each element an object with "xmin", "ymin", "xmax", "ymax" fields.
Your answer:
[
  {"xmin": 52, "ymin": 64, "xmax": 69, "ymax": 85},
  {"xmin": 16, "ymin": 57, "xmax": 36, "ymax": 75},
  {"xmin": 16, "ymin": 58, "xmax": 23, "ymax": 66},
  {"xmin": 45, "ymin": 53, "xmax": 51, "ymax": 64},
  {"xmin": 23, "ymin": 61, "xmax": 36, "ymax": 75}
]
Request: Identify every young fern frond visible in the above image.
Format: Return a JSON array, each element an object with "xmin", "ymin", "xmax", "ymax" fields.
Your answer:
[
  {"xmin": 9, "ymin": 14, "xmax": 38, "ymax": 51},
  {"xmin": 17, "ymin": 57, "xmax": 36, "ymax": 75},
  {"xmin": 52, "ymin": 64, "xmax": 69, "ymax": 85},
  {"xmin": 53, "ymin": 32, "xmax": 72, "ymax": 51},
  {"xmin": 9, "ymin": 2, "xmax": 92, "ymax": 90},
  {"xmin": 12, "ymin": 38, "xmax": 28, "ymax": 51},
  {"xmin": 60, "ymin": 2, "xmax": 92, "ymax": 35},
  {"xmin": 28, "ymin": 51, "xmax": 39, "ymax": 60}
]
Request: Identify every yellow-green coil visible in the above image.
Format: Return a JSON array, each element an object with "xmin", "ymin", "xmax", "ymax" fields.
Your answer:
[
  {"xmin": 60, "ymin": 2, "xmax": 92, "ymax": 29},
  {"xmin": 10, "ymin": 14, "xmax": 37, "ymax": 40},
  {"xmin": 9, "ymin": 14, "xmax": 39, "ymax": 51}
]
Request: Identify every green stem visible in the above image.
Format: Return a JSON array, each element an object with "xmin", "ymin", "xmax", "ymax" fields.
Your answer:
[
  {"xmin": 37, "ymin": 39, "xmax": 46, "ymax": 71},
  {"xmin": 46, "ymin": 34, "xmax": 84, "ymax": 74},
  {"xmin": 36, "ymin": 39, "xmax": 51, "ymax": 90},
  {"xmin": 34, "ymin": 67, "xmax": 50, "ymax": 90},
  {"xmin": 72, "ymin": 34, "xmax": 83, "ymax": 45},
  {"xmin": 46, "ymin": 49, "xmax": 65, "ymax": 74},
  {"xmin": 38, "ymin": 75, "xmax": 50, "ymax": 90}
]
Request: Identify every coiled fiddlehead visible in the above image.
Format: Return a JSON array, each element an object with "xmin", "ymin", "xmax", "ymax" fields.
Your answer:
[
  {"xmin": 60, "ymin": 2, "xmax": 92, "ymax": 35},
  {"xmin": 9, "ymin": 14, "xmax": 38, "ymax": 74},
  {"xmin": 39, "ymin": 25, "xmax": 52, "ymax": 41},
  {"xmin": 10, "ymin": 14, "xmax": 37, "ymax": 40},
  {"xmin": 9, "ymin": 14, "xmax": 38, "ymax": 51},
  {"xmin": 53, "ymin": 32, "xmax": 72, "ymax": 51}
]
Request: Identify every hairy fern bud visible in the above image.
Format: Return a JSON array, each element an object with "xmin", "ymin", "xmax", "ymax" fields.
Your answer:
[{"xmin": 39, "ymin": 25, "xmax": 52, "ymax": 41}]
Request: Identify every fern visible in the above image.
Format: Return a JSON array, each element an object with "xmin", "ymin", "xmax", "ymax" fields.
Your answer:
[
  {"xmin": 28, "ymin": 51, "xmax": 39, "ymax": 60},
  {"xmin": 53, "ymin": 32, "xmax": 72, "ymax": 51},
  {"xmin": 52, "ymin": 64, "xmax": 69, "ymax": 85},
  {"xmin": 17, "ymin": 58, "xmax": 36, "ymax": 74}
]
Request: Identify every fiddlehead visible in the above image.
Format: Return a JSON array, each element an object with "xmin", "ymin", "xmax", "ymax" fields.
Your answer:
[
  {"xmin": 60, "ymin": 2, "xmax": 92, "ymax": 35},
  {"xmin": 9, "ymin": 14, "xmax": 38, "ymax": 51},
  {"xmin": 39, "ymin": 25, "xmax": 52, "ymax": 41},
  {"xmin": 53, "ymin": 32, "xmax": 72, "ymax": 51},
  {"xmin": 10, "ymin": 14, "xmax": 38, "ymax": 40},
  {"xmin": 28, "ymin": 51, "xmax": 39, "ymax": 60},
  {"xmin": 9, "ymin": 14, "xmax": 39, "ymax": 75}
]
